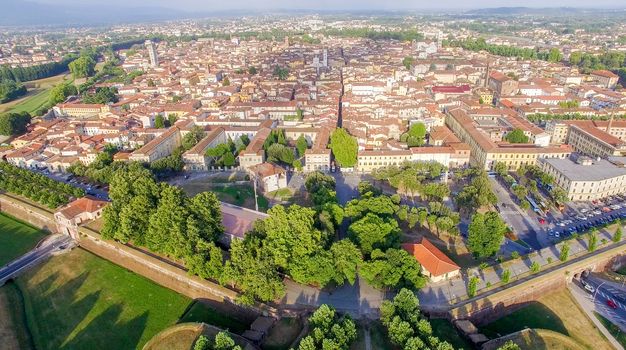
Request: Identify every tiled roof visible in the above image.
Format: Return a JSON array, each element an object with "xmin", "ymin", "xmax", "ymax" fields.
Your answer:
[{"xmin": 402, "ymin": 238, "xmax": 460, "ymax": 277}]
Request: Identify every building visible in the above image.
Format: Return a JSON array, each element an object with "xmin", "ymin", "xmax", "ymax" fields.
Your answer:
[
  {"xmin": 54, "ymin": 196, "xmax": 108, "ymax": 238},
  {"xmin": 129, "ymin": 126, "xmax": 181, "ymax": 163},
  {"xmin": 54, "ymin": 103, "xmax": 107, "ymax": 118},
  {"xmin": 182, "ymin": 127, "xmax": 227, "ymax": 171},
  {"xmin": 239, "ymin": 128, "xmax": 270, "ymax": 169},
  {"xmin": 402, "ymin": 239, "xmax": 460, "ymax": 283},
  {"xmin": 591, "ymin": 70, "xmax": 619, "ymax": 89},
  {"xmin": 445, "ymin": 108, "xmax": 571, "ymax": 170},
  {"xmin": 248, "ymin": 163, "xmax": 288, "ymax": 193},
  {"xmin": 566, "ymin": 121, "xmax": 626, "ymax": 158},
  {"xmin": 145, "ymin": 40, "xmax": 159, "ymax": 68},
  {"xmin": 539, "ymin": 156, "xmax": 626, "ymax": 201},
  {"xmin": 488, "ymin": 71, "xmax": 519, "ymax": 98},
  {"xmin": 304, "ymin": 126, "xmax": 332, "ymax": 172},
  {"xmin": 219, "ymin": 202, "xmax": 268, "ymax": 246}
]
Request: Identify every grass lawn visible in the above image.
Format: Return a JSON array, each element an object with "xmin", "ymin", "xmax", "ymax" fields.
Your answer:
[
  {"xmin": 0, "ymin": 73, "xmax": 72, "ymax": 115},
  {"xmin": 0, "ymin": 212, "xmax": 48, "ymax": 266},
  {"xmin": 14, "ymin": 248, "xmax": 192, "ymax": 350},
  {"xmin": 181, "ymin": 181, "xmax": 269, "ymax": 212},
  {"xmin": 479, "ymin": 288, "xmax": 612, "ymax": 350},
  {"xmin": 616, "ymin": 266, "xmax": 626, "ymax": 276},
  {"xmin": 595, "ymin": 313, "xmax": 626, "ymax": 348},
  {"xmin": 8, "ymin": 88, "xmax": 52, "ymax": 115},
  {"xmin": 429, "ymin": 319, "xmax": 473, "ymax": 350},
  {"xmin": 261, "ymin": 317, "xmax": 302, "ymax": 350},
  {"xmin": 178, "ymin": 300, "xmax": 250, "ymax": 334}
]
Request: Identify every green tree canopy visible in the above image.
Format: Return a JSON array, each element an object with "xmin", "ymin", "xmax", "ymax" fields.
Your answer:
[
  {"xmin": 467, "ymin": 211, "xmax": 506, "ymax": 257},
  {"xmin": 329, "ymin": 128, "xmax": 358, "ymax": 167},
  {"xmin": 504, "ymin": 128, "xmax": 529, "ymax": 144}
]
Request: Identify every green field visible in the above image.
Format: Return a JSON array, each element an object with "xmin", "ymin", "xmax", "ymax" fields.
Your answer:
[
  {"xmin": 181, "ymin": 181, "xmax": 269, "ymax": 212},
  {"xmin": 595, "ymin": 313, "xmax": 626, "ymax": 348},
  {"xmin": 0, "ymin": 73, "xmax": 72, "ymax": 115},
  {"xmin": 8, "ymin": 89, "xmax": 52, "ymax": 115},
  {"xmin": 0, "ymin": 213, "xmax": 47, "ymax": 266},
  {"xmin": 479, "ymin": 289, "xmax": 613, "ymax": 350},
  {"xmin": 13, "ymin": 248, "xmax": 192, "ymax": 350},
  {"xmin": 178, "ymin": 300, "xmax": 250, "ymax": 334}
]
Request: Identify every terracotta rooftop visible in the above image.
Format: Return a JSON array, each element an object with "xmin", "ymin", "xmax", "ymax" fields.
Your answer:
[
  {"xmin": 56, "ymin": 196, "xmax": 109, "ymax": 220},
  {"xmin": 402, "ymin": 239, "xmax": 460, "ymax": 277}
]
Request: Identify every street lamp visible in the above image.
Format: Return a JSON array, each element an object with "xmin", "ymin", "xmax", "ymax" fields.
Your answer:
[
  {"xmin": 252, "ymin": 173, "xmax": 259, "ymax": 212},
  {"xmin": 592, "ymin": 281, "xmax": 606, "ymax": 304}
]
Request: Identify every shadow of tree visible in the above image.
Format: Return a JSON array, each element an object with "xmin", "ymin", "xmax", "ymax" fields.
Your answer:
[{"xmin": 60, "ymin": 304, "xmax": 149, "ymax": 350}]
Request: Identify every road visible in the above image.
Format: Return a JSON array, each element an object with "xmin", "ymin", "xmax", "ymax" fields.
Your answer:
[
  {"xmin": 569, "ymin": 281, "xmax": 626, "ymax": 350},
  {"xmin": 490, "ymin": 177, "xmax": 544, "ymax": 249},
  {"xmin": 583, "ymin": 274, "xmax": 626, "ymax": 331},
  {"xmin": 0, "ymin": 234, "xmax": 74, "ymax": 285}
]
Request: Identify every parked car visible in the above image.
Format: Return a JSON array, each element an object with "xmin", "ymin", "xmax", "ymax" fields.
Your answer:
[
  {"xmin": 607, "ymin": 300, "xmax": 618, "ymax": 309},
  {"xmin": 538, "ymin": 218, "xmax": 546, "ymax": 224}
]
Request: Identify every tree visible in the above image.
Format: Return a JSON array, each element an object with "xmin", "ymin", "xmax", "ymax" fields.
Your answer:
[
  {"xmin": 329, "ymin": 128, "xmax": 358, "ymax": 167},
  {"xmin": 0, "ymin": 80, "xmax": 27, "ymax": 103},
  {"xmin": 498, "ymin": 340, "xmax": 521, "ymax": 350},
  {"xmin": 494, "ymin": 161, "xmax": 508, "ymax": 176},
  {"xmin": 154, "ymin": 115, "xmax": 165, "ymax": 128},
  {"xmin": 272, "ymin": 66, "xmax": 289, "ymax": 80},
  {"xmin": 614, "ymin": 225, "xmax": 623, "ymax": 243},
  {"xmin": 49, "ymin": 82, "xmax": 77, "ymax": 105},
  {"xmin": 248, "ymin": 66, "xmax": 257, "ymax": 74},
  {"xmin": 400, "ymin": 122, "xmax": 427, "ymax": 147},
  {"xmin": 266, "ymin": 143, "xmax": 295, "ymax": 165},
  {"xmin": 588, "ymin": 229, "xmax": 598, "ymax": 252},
  {"xmin": 82, "ymin": 86, "xmax": 118, "ymax": 104},
  {"xmin": 68, "ymin": 55, "xmax": 96, "ymax": 78},
  {"xmin": 214, "ymin": 332, "xmax": 241, "ymax": 350},
  {"xmin": 501, "ymin": 269, "xmax": 511, "ymax": 284},
  {"xmin": 467, "ymin": 212, "xmax": 506, "ymax": 257},
  {"xmin": 298, "ymin": 305, "xmax": 357, "ymax": 350},
  {"xmin": 547, "ymin": 48, "xmax": 563, "ymax": 63},
  {"xmin": 330, "ymin": 240, "xmax": 362, "ymax": 285},
  {"xmin": 0, "ymin": 111, "xmax": 31, "ymax": 136},
  {"xmin": 504, "ymin": 129, "xmax": 529, "ymax": 144},
  {"xmin": 559, "ymin": 242, "xmax": 570, "ymax": 262},
  {"xmin": 296, "ymin": 135, "xmax": 308, "ymax": 157},
  {"xmin": 193, "ymin": 335, "xmax": 210, "ymax": 350},
  {"xmin": 402, "ymin": 56, "xmax": 415, "ymax": 70},
  {"xmin": 360, "ymin": 248, "xmax": 427, "ymax": 290},
  {"xmin": 348, "ymin": 213, "xmax": 399, "ymax": 255},
  {"xmin": 182, "ymin": 126, "xmax": 206, "ymax": 150},
  {"xmin": 305, "ymin": 171, "xmax": 337, "ymax": 206},
  {"xmin": 530, "ymin": 261, "xmax": 540, "ymax": 273},
  {"xmin": 467, "ymin": 276, "xmax": 479, "ymax": 297},
  {"xmin": 222, "ymin": 77, "xmax": 230, "ymax": 86}
]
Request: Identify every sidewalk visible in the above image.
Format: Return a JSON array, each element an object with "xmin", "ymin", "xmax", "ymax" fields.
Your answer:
[{"xmin": 568, "ymin": 284, "xmax": 624, "ymax": 350}]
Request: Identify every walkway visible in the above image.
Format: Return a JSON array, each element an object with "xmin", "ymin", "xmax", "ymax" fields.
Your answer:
[{"xmin": 419, "ymin": 226, "xmax": 625, "ymax": 308}]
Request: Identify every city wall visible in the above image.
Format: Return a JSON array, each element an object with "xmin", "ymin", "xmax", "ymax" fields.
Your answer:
[
  {"xmin": 448, "ymin": 244, "xmax": 626, "ymax": 325},
  {"xmin": 0, "ymin": 193, "xmax": 272, "ymax": 321}
]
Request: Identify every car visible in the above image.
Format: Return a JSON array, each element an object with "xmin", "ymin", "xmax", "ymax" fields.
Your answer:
[
  {"xmin": 558, "ymin": 222, "xmax": 566, "ymax": 227},
  {"xmin": 593, "ymin": 210, "xmax": 602, "ymax": 215},
  {"xmin": 538, "ymin": 218, "xmax": 546, "ymax": 224},
  {"xmin": 503, "ymin": 203, "xmax": 507, "ymax": 208},
  {"xmin": 581, "ymin": 208, "xmax": 589, "ymax": 213},
  {"xmin": 582, "ymin": 281, "xmax": 595, "ymax": 293},
  {"xmin": 607, "ymin": 300, "xmax": 618, "ymax": 309},
  {"xmin": 603, "ymin": 207, "xmax": 612, "ymax": 212},
  {"xmin": 555, "ymin": 232, "xmax": 560, "ymax": 238},
  {"xmin": 576, "ymin": 216, "xmax": 587, "ymax": 221}
]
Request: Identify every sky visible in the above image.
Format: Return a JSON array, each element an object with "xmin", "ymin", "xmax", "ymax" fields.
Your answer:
[{"xmin": 29, "ymin": 0, "xmax": 626, "ymax": 11}]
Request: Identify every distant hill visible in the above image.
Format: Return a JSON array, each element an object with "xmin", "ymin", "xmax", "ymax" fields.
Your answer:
[
  {"xmin": 0, "ymin": 0, "xmax": 193, "ymax": 26},
  {"xmin": 465, "ymin": 7, "xmax": 591, "ymax": 16}
]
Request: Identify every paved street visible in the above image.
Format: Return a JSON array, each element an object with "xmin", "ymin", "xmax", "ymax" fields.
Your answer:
[
  {"xmin": 569, "ymin": 282, "xmax": 626, "ymax": 350},
  {"xmin": 0, "ymin": 234, "xmax": 74, "ymax": 285},
  {"xmin": 490, "ymin": 177, "xmax": 544, "ymax": 249}
]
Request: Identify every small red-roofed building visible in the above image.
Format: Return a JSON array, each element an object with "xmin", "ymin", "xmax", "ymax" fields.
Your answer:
[
  {"xmin": 54, "ymin": 196, "xmax": 108, "ymax": 238},
  {"xmin": 402, "ymin": 239, "xmax": 460, "ymax": 282},
  {"xmin": 248, "ymin": 163, "xmax": 287, "ymax": 193}
]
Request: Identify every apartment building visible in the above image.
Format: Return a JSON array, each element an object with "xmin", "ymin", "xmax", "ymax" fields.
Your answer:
[
  {"xmin": 54, "ymin": 103, "xmax": 108, "ymax": 118},
  {"xmin": 540, "ymin": 156, "xmax": 626, "ymax": 201},
  {"xmin": 182, "ymin": 127, "xmax": 227, "ymax": 171},
  {"xmin": 591, "ymin": 70, "xmax": 619, "ymax": 89},
  {"xmin": 304, "ymin": 126, "xmax": 332, "ymax": 172},
  {"xmin": 129, "ymin": 126, "xmax": 181, "ymax": 163},
  {"xmin": 488, "ymin": 71, "xmax": 519, "ymax": 97},
  {"xmin": 239, "ymin": 127, "xmax": 270, "ymax": 169},
  {"xmin": 566, "ymin": 122, "xmax": 626, "ymax": 158},
  {"xmin": 446, "ymin": 108, "xmax": 571, "ymax": 170}
]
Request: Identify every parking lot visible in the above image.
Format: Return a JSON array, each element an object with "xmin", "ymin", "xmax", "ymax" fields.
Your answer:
[
  {"xmin": 33, "ymin": 168, "xmax": 109, "ymax": 200},
  {"xmin": 490, "ymin": 174, "xmax": 626, "ymax": 249}
]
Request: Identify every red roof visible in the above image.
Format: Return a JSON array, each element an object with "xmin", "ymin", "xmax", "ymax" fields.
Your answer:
[
  {"xmin": 402, "ymin": 239, "xmax": 460, "ymax": 277},
  {"xmin": 432, "ymin": 85, "xmax": 470, "ymax": 94}
]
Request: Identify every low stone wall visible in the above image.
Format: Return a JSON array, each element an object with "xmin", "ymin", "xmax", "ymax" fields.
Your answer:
[
  {"xmin": 77, "ymin": 226, "xmax": 272, "ymax": 320},
  {"xmin": 0, "ymin": 193, "xmax": 56, "ymax": 232},
  {"xmin": 449, "ymin": 243, "xmax": 626, "ymax": 325}
]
